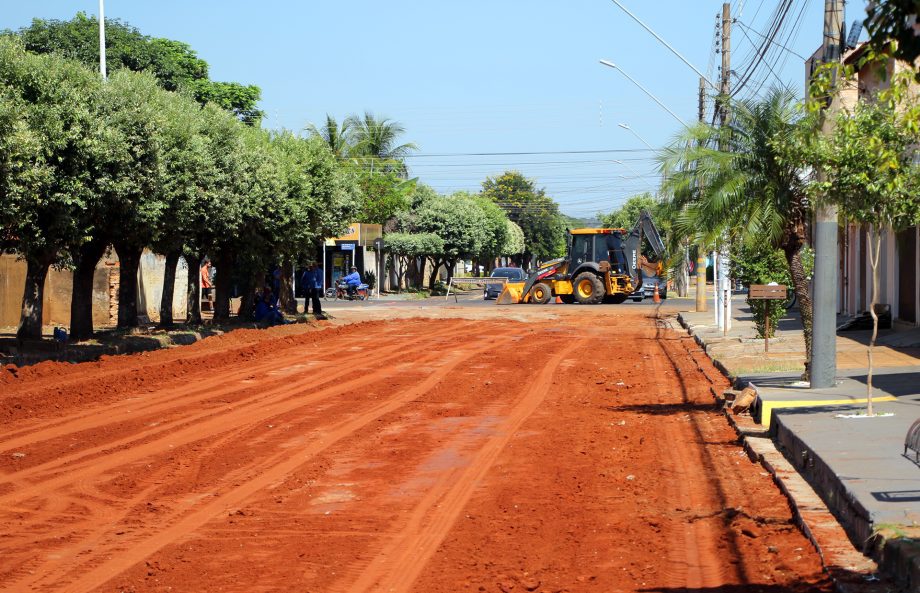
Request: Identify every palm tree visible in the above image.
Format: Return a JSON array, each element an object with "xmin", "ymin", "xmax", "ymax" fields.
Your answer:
[
  {"xmin": 345, "ymin": 111, "xmax": 417, "ymax": 176},
  {"xmin": 305, "ymin": 114, "xmax": 353, "ymax": 158},
  {"xmin": 660, "ymin": 86, "xmax": 814, "ymax": 377}
]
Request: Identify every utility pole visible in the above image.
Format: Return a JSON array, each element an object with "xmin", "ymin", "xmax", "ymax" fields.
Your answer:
[
  {"xmin": 716, "ymin": 2, "xmax": 732, "ymax": 335},
  {"xmin": 810, "ymin": 0, "xmax": 844, "ymax": 388},
  {"xmin": 98, "ymin": 0, "xmax": 107, "ymax": 80},
  {"xmin": 695, "ymin": 76, "xmax": 708, "ymax": 312}
]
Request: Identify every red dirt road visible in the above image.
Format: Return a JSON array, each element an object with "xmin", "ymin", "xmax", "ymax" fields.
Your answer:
[{"xmin": 0, "ymin": 310, "xmax": 833, "ymax": 593}]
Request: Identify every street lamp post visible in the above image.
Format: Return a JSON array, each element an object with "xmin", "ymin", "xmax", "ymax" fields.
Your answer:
[
  {"xmin": 600, "ymin": 60, "xmax": 689, "ymax": 128},
  {"xmin": 98, "ymin": 0, "xmax": 107, "ymax": 80},
  {"xmin": 612, "ymin": 158, "xmax": 643, "ymax": 177},
  {"xmin": 616, "ymin": 124, "xmax": 654, "ymax": 151}
]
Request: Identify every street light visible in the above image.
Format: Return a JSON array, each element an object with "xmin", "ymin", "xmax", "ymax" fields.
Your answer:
[
  {"xmin": 612, "ymin": 158, "xmax": 643, "ymax": 176},
  {"xmin": 608, "ymin": 0, "xmax": 717, "ymax": 90},
  {"xmin": 615, "ymin": 125, "xmax": 655, "ymax": 151},
  {"xmin": 600, "ymin": 60, "xmax": 689, "ymax": 128},
  {"xmin": 99, "ymin": 0, "xmax": 107, "ymax": 80}
]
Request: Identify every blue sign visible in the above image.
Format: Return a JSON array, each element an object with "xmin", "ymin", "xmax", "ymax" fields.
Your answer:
[{"xmin": 341, "ymin": 243, "xmax": 355, "ymax": 251}]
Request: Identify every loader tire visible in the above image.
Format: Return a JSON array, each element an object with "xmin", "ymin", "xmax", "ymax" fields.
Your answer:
[
  {"xmin": 530, "ymin": 282, "xmax": 552, "ymax": 304},
  {"xmin": 573, "ymin": 272, "xmax": 604, "ymax": 305}
]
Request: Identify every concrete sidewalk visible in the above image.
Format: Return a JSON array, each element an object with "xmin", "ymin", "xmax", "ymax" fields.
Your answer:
[{"xmin": 676, "ymin": 294, "xmax": 920, "ymax": 591}]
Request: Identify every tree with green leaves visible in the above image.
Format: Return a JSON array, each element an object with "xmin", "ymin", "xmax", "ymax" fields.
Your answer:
[
  {"xmin": 502, "ymin": 220, "xmax": 526, "ymax": 260},
  {"xmin": 269, "ymin": 131, "xmax": 359, "ymax": 312},
  {"xmin": 384, "ymin": 232, "xmax": 444, "ymax": 291},
  {"xmin": 0, "ymin": 38, "xmax": 103, "ymax": 339},
  {"xmin": 660, "ymin": 86, "xmax": 813, "ymax": 376},
  {"xmin": 346, "ymin": 112, "xmax": 417, "ymax": 176},
  {"xmin": 211, "ymin": 126, "xmax": 286, "ymax": 321},
  {"xmin": 306, "ymin": 114, "xmax": 354, "ymax": 159},
  {"xmin": 466, "ymin": 193, "xmax": 508, "ymax": 275},
  {"xmin": 865, "ymin": 1, "xmax": 920, "ymax": 77},
  {"xmin": 11, "ymin": 13, "xmax": 264, "ymax": 123},
  {"xmin": 95, "ymin": 69, "xmax": 172, "ymax": 329},
  {"xmin": 147, "ymin": 90, "xmax": 215, "ymax": 328},
  {"xmin": 481, "ymin": 171, "xmax": 565, "ymax": 267},
  {"xmin": 730, "ymin": 241, "xmax": 791, "ymax": 339},
  {"xmin": 802, "ymin": 67, "xmax": 920, "ymax": 413},
  {"xmin": 353, "ymin": 168, "xmax": 416, "ymax": 225},
  {"xmin": 412, "ymin": 192, "xmax": 491, "ymax": 288},
  {"xmin": 599, "ymin": 193, "xmax": 660, "ymax": 230}
]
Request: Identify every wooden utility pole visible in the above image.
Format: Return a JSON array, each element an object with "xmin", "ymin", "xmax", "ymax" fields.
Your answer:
[
  {"xmin": 720, "ymin": 2, "xmax": 731, "ymax": 127},
  {"xmin": 695, "ymin": 76, "xmax": 708, "ymax": 312},
  {"xmin": 698, "ymin": 77, "xmax": 706, "ymax": 122},
  {"xmin": 810, "ymin": 0, "xmax": 844, "ymax": 387}
]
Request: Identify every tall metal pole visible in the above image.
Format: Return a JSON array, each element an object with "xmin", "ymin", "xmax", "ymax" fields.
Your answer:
[
  {"xmin": 98, "ymin": 0, "xmax": 107, "ymax": 80},
  {"xmin": 810, "ymin": 0, "xmax": 844, "ymax": 388},
  {"xmin": 600, "ymin": 61, "xmax": 689, "ymax": 127},
  {"xmin": 720, "ymin": 2, "xmax": 732, "ymax": 336},
  {"xmin": 695, "ymin": 76, "xmax": 708, "ymax": 312}
]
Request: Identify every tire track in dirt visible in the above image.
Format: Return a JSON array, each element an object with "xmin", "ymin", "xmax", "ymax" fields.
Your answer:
[
  {"xmin": 0, "ymin": 323, "xmax": 473, "ymax": 487},
  {"xmin": 649, "ymin": 315, "xmax": 829, "ymax": 590},
  {"xmin": 0, "ymin": 326, "xmax": 506, "ymax": 588},
  {"xmin": 0, "ymin": 322, "xmax": 452, "ymax": 452},
  {"xmin": 6, "ymin": 331, "xmax": 521, "ymax": 593},
  {"xmin": 645, "ymin": 321, "xmax": 736, "ymax": 590},
  {"xmin": 0, "ymin": 329, "xmax": 490, "ymax": 516},
  {"xmin": 344, "ymin": 335, "xmax": 586, "ymax": 593}
]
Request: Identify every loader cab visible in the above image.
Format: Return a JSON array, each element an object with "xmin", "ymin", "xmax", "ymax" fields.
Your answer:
[{"xmin": 566, "ymin": 229, "xmax": 629, "ymax": 273}]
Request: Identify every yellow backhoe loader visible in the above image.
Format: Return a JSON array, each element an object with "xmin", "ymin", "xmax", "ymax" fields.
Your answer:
[{"xmin": 496, "ymin": 210, "xmax": 665, "ymax": 305}]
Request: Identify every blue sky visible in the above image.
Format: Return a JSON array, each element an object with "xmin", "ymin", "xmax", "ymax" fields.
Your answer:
[{"xmin": 5, "ymin": 1, "xmax": 866, "ymax": 219}]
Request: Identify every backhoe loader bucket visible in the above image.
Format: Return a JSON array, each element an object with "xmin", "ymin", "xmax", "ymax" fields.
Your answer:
[{"xmin": 496, "ymin": 282, "xmax": 527, "ymax": 305}]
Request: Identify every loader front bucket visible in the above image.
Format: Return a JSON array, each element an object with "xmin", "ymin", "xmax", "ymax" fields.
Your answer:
[{"xmin": 496, "ymin": 282, "xmax": 526, "ymax": 305}]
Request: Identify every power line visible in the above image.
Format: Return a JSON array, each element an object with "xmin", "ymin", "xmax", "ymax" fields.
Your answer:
[
  {"xmin": 398, "ymin": 148, "xmax": 656, "ymax": 158},
  {"xmin": 734, "ymin": 18, "xmax": 806, "ymax": 60}
]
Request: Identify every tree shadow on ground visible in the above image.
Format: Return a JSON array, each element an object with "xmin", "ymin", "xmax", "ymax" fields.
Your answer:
[
  {"xmin": 638, "ymin": 584, "xmax": 837, "ymax": 593},
  {"xmin": 601, "ymin": 402, "xmax": 720, "ymax": 416},
  {"xmin": 0, "ymin": 324, "xmax": 227, "ymax": 366}
]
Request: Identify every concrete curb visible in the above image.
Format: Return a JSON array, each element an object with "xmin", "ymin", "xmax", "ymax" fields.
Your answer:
[{"xmin": 674, "ymin": 311, "xmax": 882, "ymax": 591}]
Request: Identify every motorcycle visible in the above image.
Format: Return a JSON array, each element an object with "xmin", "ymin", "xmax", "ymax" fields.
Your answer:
[{"xmin": 325, "ymin": 281, "xmax": 370, "ymax": 301}]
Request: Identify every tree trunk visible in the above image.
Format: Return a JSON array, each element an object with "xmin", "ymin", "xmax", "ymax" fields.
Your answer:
[
  {"xmin": 279, "ymin": 259, "xmax": 297, "ymax": 314},
  {"xmin": 675, "ymin": 242, "xmax": 690, "ymax": 298},
  {"xmin": 238, "ymin": 270, "xmax": 260, "ymax": 321},
  {"xmin": 186, "ymin": 252, "xmax": 202, "ymax": 325},
  {"xmin": 866, "ymin": 227, "xmax": 883, "ymax": 416},
  {"xmin": 159, "ymin": 250, "xmax": 181, "ymax": 328},
  {"xmin": 17, "ymin": 253, "xmax": 55, "ymax": 340},
  {"xmin": 446, "ymin": 258, "xmax": 456, "ymax": 285},
  {"xmin": 394, "ymin": 255, "xmax": 406, "ymax": 292},
  {"xmin": 785, "ymin": 245, "xmax": 813, "ymax": 381},
  {"xmin": 213, "ymin": 251, "xmax": 233, "ymax": 321},
  {"xmin": 69, "ymin": 238, "xmax": 108, "ymax": 341},
  {"xmin": 428, "ymin": 257, "xmax": 442, "ymax": 290},
  {"xmin": 114, "ymin": 242, "xmax": 143, "ymax": 329}
]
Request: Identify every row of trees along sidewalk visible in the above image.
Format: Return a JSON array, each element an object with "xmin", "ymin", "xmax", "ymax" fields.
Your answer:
[
  {"xmin": 0, "ymin": 35, "xmax": 358, "ymax": 340},
  {"xmin": 0, "ymin": 15, "xmax": 572, "ymax": 339}
]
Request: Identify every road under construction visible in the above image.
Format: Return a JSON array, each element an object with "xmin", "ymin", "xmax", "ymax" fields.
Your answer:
[{"xmin": 0, "ymin": 305, "xmax": 835, "ymax": 593}]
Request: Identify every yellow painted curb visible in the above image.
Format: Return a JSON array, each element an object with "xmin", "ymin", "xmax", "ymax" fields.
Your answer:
[{"xmin": 759, "ymin": 395, "xmax": 898, "ymax": 429}]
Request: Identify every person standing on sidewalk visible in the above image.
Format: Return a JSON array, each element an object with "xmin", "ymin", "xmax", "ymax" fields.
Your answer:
[
  {"xmin": 200, "ymin": 258, "xmax": 214, "ymax": 307},
  {"xmin": 302, "ymin": 262, "xmax": 323, "ymax": 317}
]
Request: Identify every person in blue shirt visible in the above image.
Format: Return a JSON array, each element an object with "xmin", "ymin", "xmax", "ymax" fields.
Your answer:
[
  {"xmin": 254, "ymin": 287, "xmax": 283, "ymax": 324},
  {"xmin": 341, "ymin": 266, "xmax": 361, "ymax": 297},
  {"xmin": 301, "ymin": 262, "xmax": 323, "ymax": 316}
]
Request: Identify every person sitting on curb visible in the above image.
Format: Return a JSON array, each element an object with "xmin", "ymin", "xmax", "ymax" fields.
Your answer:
[{"xmin": 254, "ymin": 287, "xmax": 283, "ymax": 324}]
